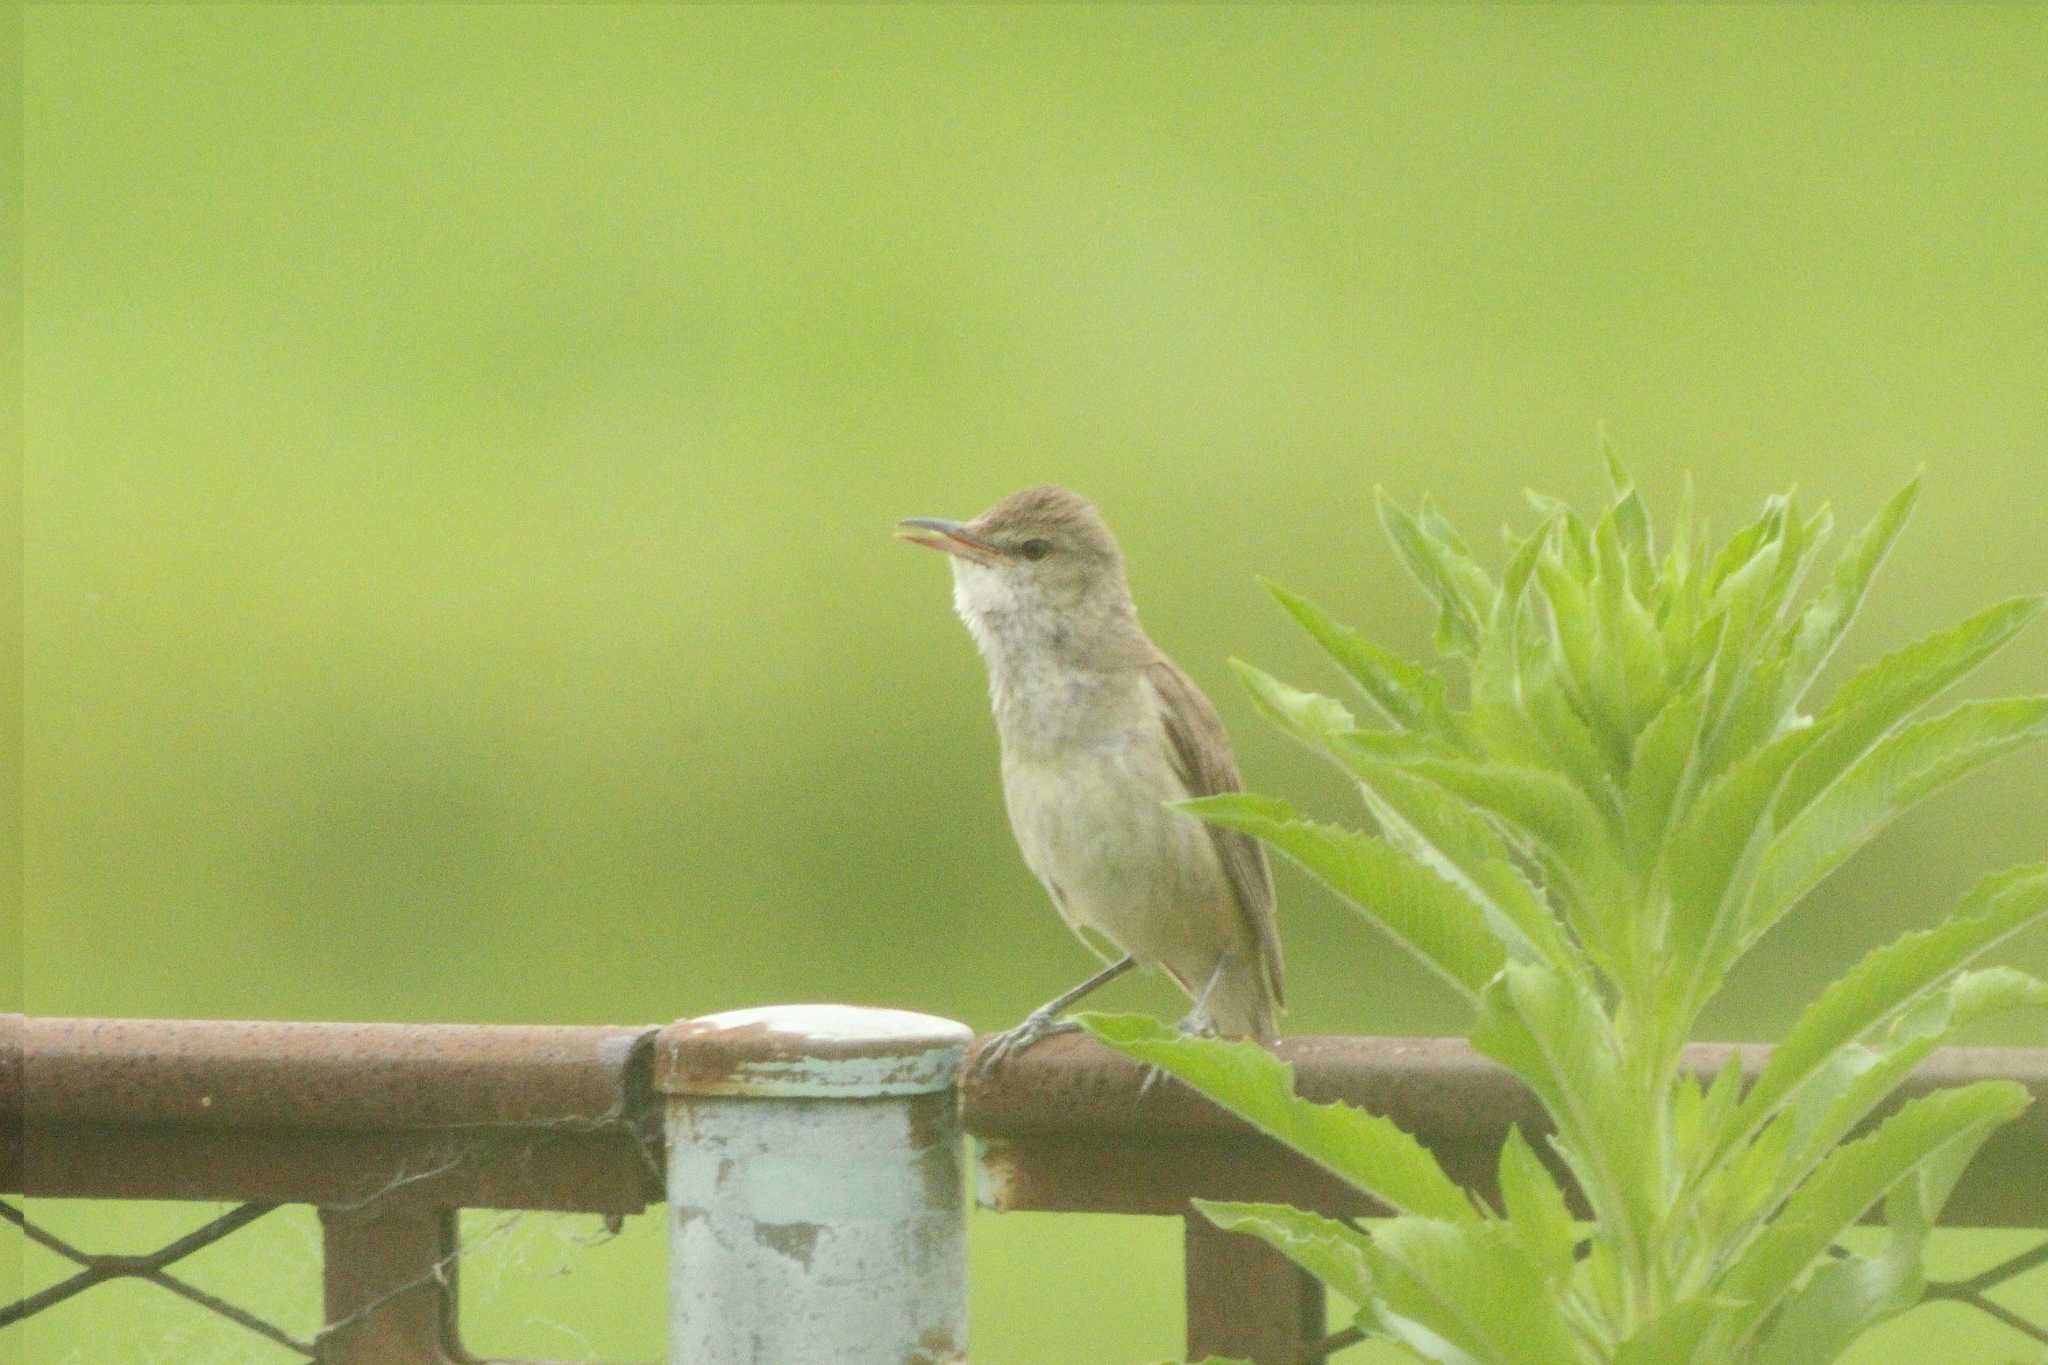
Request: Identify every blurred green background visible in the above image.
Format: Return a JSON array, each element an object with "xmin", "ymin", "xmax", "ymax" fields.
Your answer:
[{"xmin": 16, "ymin": 5, "xmax": 2048, "ymax": 1362}]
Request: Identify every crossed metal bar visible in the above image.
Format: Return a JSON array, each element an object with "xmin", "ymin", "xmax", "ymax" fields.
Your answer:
[{"xmin": 0, "ymin": 1198, "xmax": 319, "ymax": 1356}]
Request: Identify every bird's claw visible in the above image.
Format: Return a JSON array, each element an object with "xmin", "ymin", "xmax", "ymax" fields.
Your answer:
[
  {"xmin": 1134, "ymin": 1013, "xmax": 1217, "ymax": 1105},
  {"xmin": 973, "ymin": 1010, "xmax": 1080, "ymax": 1082}
]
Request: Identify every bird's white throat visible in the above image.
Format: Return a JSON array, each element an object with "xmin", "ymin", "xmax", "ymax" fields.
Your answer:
[{"xmin": 947, "ymin": 558, "xmax": 1151, "ymax": 758}]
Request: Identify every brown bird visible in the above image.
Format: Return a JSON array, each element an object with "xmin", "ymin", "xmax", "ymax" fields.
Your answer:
[{"xmin": 898, "ymin": 486, "xmax": 1282, "ymax": 1074}]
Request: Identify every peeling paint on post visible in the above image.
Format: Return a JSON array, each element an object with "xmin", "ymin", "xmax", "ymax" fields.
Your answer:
[{"xmin": 657, "ymin": 1005, "xmax": 974, "ymax": 1364}]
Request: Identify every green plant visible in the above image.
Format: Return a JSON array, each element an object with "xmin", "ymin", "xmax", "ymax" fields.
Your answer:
[{"xmin": 1085, "ymin": 459, "xmax": 2048, "ymax": 1363}]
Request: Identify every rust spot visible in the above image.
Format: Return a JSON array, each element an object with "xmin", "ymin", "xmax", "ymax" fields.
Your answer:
[
  {"xmin": 655, "ymin": 1007, "xmax": 972, "ymax": 1097},
  {"xmin": 905, "ymin": 1090, "xmax": 952, "ymax": 1150},
  {"xmin": 916, "ymin": 1140, "xmax": 964, "ymax": 1208},
  {"xmin": 658, "ymin": 1018, "xmax": 786, "ymax": 1091},
  {"xmin": 975, "ymin": 1141, "xmax": 1020, "ymax": 1212},
  {"xmin": 910, "ymin": 1326, "xmax": 965, "ymax": 1363},
  {"xmin": 755, "ymin": 1220, "xmax": 823, "ymax": 1268}
]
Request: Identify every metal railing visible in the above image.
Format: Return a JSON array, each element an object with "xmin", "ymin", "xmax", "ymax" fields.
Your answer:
[
  {"xmin": 3, "ymin": 1010, "xmax": 2046, "ymax": 1363},
  {"xmin": 1, "ymin": 1015, "xmax": 664, "ymax": 1362}
]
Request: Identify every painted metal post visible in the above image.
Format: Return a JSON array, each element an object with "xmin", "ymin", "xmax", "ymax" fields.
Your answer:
[{"xmin": 657, "ymin": 1005, "xmax": 974, "ymax": 1365}]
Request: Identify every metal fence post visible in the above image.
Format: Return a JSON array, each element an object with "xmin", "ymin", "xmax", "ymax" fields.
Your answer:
[
  {"xmin": 657, "ymin": 1004, "xmax": 973, "ymax": 1365},
  {"xmin": 1185, "ymin": 1210, "xmax": 1325, "ymax": 1364}
]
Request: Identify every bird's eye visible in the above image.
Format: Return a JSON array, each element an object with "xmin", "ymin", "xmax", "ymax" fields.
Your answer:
[{"xmin": 1019, "ymin": 538, "xmax": 1054, "ymax": 562}]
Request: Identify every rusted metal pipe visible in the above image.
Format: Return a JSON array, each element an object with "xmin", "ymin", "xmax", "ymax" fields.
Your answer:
[
  {"xmin": 962, "ymin": 1034, "xmax": 2048, "ymax": 1226},
  {"xmin": 657, "ymin": 1005, "xmax": 974, "ymax": 1365},
  {"xmin": 16, "ymin": 1016, "xmax": 654, "ymax": 1130}
]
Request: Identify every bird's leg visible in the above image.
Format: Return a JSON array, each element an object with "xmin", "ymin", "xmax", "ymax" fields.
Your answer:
[
  {"xmin": 1176, "ymin": 953, "xmax": 1232, "ymax": 1038},
  {"xmin": 1138, "ymin": 953, "xmax": 1235, "ymax": 1105},
  {"xmin": 974, "ymin": 955, "xmax": 1137, "ymax": 1080}
]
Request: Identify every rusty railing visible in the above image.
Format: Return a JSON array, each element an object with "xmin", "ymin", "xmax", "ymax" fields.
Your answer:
[{"xmin": 3, "ymin": 1010, "xmax": 2046, "ymax": 1363}]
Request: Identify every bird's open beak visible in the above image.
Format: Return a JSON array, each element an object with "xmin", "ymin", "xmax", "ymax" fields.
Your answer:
[{"xmin": 895, "ymin": 517, "xmax": 1005, "ymax": 565}]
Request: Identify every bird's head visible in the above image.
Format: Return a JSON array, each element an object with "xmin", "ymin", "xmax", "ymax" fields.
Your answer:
[{"xmin": 898, "ymin": 485, "xmax": 1140, "ymax": 658}]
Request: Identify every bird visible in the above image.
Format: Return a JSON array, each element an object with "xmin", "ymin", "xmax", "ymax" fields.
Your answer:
[{"xmin": 897, "ymin": 485, "xmax": 1282, "ymax": 1077}]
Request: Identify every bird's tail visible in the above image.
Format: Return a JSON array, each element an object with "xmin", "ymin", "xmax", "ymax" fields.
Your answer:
[{"xmin": 1200, "ymin": 954, "xmax": 1281, "ymax": 1044}]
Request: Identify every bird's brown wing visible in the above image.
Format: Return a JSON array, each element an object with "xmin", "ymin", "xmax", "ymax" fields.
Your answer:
[{"xmin": 1145, "ymin": 656, "xmax": 1285, "ymax": 1010}]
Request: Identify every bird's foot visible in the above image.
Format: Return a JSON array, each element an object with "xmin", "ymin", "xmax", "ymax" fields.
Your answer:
[
  {"xmin": 973, "ymin": 1009, "xmax": 1081, "ymax": 1083},
  {"xmin": 1135, "ymin": 1012, "xmax": 1219, "ymax": 1105}
]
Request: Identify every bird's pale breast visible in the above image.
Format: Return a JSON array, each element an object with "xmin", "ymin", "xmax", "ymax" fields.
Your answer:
[{"xmin": 999, "ymin": 720, "xmax": 1237, "ymax": 974}]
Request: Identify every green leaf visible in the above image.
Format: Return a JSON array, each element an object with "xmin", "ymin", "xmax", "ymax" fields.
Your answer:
[
  {"xmin": 1708, "ymin": 1081, "xmax": 2031, "ymax": 1354},
  {"xmin": 1624, "ymin": 688, "xmax": 1705, "ymax": 866},
  {"xmin": 1496, "ymin": 1125, "xmax": 1575, "ymax": 1282},
  {"xmin": 1731, "ymin": 865, "xmax": 2048, "ymax": 1147},
  {"xmin": 1193, "ymin": 1200, "xmax": 1376, "ymax": 1305},
  {"xmin": 1261, "ymin": 578, "xmax": 1454, "ymax": 736},
  {"xmin": 1773, "ymin": 967, "xmax": 2048, "ymax": 1195},
  {"xmin": 1179, "ymin": 792, "xmax": 1505, "ymax": 999},
  {"xmin": 1750, "ymin": 1237, "xmax": 1922, "ymax": 1365},
  {"xmin": 1600, "ymin": 438, "xmax": 1655, "ymax": 578},
  {"xmin": 1778, "ymin": 477, "xmax": 1920, "ymax": 712},
  {"xmin": 1660, "ymin": 728, "xmax": 1817, "ymax": 1034},
  {"xmin": 1380, "ymin": 758, "xmax": 1620, "ymax": 910},
  {"xmin": 1748, "ymin": 698, "xmax": 2048, "ymax": 945},
  {"xmin": 1778, "ymin": 597, "xmax": 2045, "ymax": 820},
  {"xmin": 1537, "ymin": 551, "xmax": 1631, "ymax": 771},
  {"xmin": 1230, "ymin": 658, "xmax": 1357, "ymax": 748},
  {"xmin": 1363, "ymin": 1217, "xmax": 1590, "ymax": 1365},
  {"xmin": 1596, "ymin": 509, "xmax": 1669, "ymax": 736},
  {"xmin": 1471, "ymin": 517, "xmax": 1554, "ymax": 718},
  {"xmin": 1705, "ymin": 494, "xmax": 1788, "ymax": 599},
  {"xmin": 1698, "ymin": 537, "xmax": 1786, "ymax": 762},
  {"xmin": 1348, "ymin": 761, "xmax": 1586, "ymax": 978},
  {"xmin": 1380, "ymin": 488, "xmax": 1493, "ymax": 658},
  {"xmin": 1472, "ymin": 966, "xmax": 1652, "ymax": 1241},
  {"xmin": 1613, "ymin": 1301, "xmax": 1721, "ymax": 1365},
  {"xmin": 1077, "ymin": 1014, "xmax": 1479, "ymax": 1225}
]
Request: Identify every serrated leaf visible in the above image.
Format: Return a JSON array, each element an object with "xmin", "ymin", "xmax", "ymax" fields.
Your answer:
[
  {"xmin": 1230, "ymin": 658, "xmax": 1356, "ymax": 748},
  {"xmin": 1661, "ymin": 727, "xmax": 1817, "ymax": 1035},
  {"xmin": 1748, "ymin": 698, "xmax": 2048, "ymax": 945},
  {"xmin": 1262, "ymin": 578, "xmax": 1454, "ymax": 736},
  {"xmin": 1597, "ymin": 508, "xmax": 1669, "ymax": 735},
  {"xmin": 1538, "ymin": 551, "xmax": 1632, "ymax": 771},
  {"xmin": 1077, "ymin": 1014, "xmax": 1479, "ymax": 1224},
  {"xmin": 1625, "ymin": 688, "xmax": 1705, "ymax": 866},
  {"xmin": 1497, "ymin": 1125, "xmax": 1575, "ymax": 1282},
  {"xmin": 1731, "ymin": 865, "xmax": 2048, "ymax": 1147},
  {"xmin": 1706, "ymin": 495, "xmax": 1788, "ymax": 599},
  {"xmin": 1363, "ymin": 1217, "xmax": 1589, "ymax": 1365},
  {"xmin": 1380, "ymin": 488, "xmax": 1492, "ymax": 657},
  {"xmin": 1601, "ymin": 439, "xmax": 1655, "ymax": 581},
  {"xmin": 1778, "ymin": 597, "xmax": 2045, "ymax": 820},
  {"xmin": 1779, "ymin": 477, "xmax": 1920, "ymax": 712},
  {"xmin": 1179, "ymin": 792, "xmax": 1505, "ymax": 999},
  {"xmin": 1383, "ymin": 758, "xmax": 1620, "ymax": 908},
  {"xmin": 1773, "ymin": 967, "xmax": 2048, "ymax": 1197},
  {"xmin": 1348, "ymin": 762, "xmax": 1587, "ymax": 978},
  {"xmin": 1193, "ymin": 1200, "xmax": 1376, "ymax": 1304},
  {"xmin": 1472, "ymin": 965, "xmax": 1652, "ymax": 1240},
  {"xmin": 1708, "ymin": 1081, "xmax": 2031, "ymax": 1354},
  {"xmin": 1473, "ymin": 518, "xmax": 1554, "ymax": 716},
  {"xmin": 1750, "ymin": 1240, "xmax": 1922, "ymax": 1365},
  {"xmin": 1699, "ymin": 537, "xmax": 1786, "ymax": 756}
]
